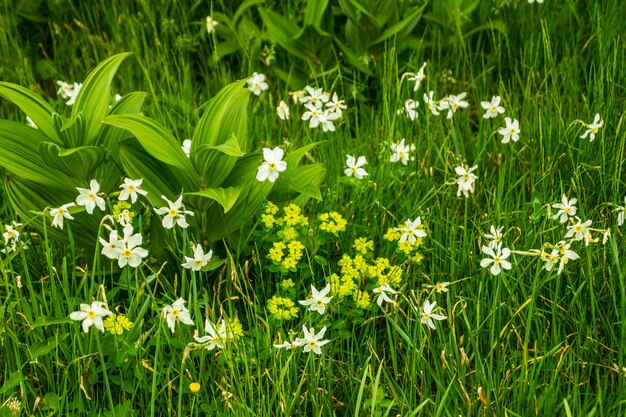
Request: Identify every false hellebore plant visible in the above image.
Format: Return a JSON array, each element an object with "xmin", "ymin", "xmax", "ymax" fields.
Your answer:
[{"xmin": 0, "ymin": 53, "xmax": 324, "ymax": 257}]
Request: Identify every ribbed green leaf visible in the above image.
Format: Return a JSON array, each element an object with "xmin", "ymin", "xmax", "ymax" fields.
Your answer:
[
  {"xmin": 192, "ymin": 134, "xmax": 244, "ymax": 188},
  {"xmin": 103, "ymin": 114, "xmax": 194, "ymax": 172},
  {"xmin": 372, "ymin": 4, "xmax": 426, "ymax": 45},
  {"xmin": 95, "ymin": 92, "xmax": 148, "ymax": 151},
  {"xmin": 0, "ymin": 82, "xmax": 61, "ymax": 144},
  {"xmin": 0, "ymin": 120, "xmax": 69, "ymax": 186},
  {"xmin": 38, "ymin": 142, "xmax": 107, "ymax": 182},
  {"xmin": 185, "ymin": 186, "xmax": 242, "ymax": 213},
  {"xmin": 258, "ymin": 8, "xmax": 307, "ymax": 60},
  {"xmin": 72, "ymin": 52, "xmax": 133, "ymax": 143}
]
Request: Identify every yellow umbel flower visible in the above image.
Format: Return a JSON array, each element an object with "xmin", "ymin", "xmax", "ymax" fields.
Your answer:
[
  {"xmin": 284, "ymin": 204, "xmax": 308, "ymax": 226},
  {"xmin": 268, "ymin": 241, "xmax": 286, "ymax": 262},
  {"xmin": 265, "ymin": 201, "xmax": 279, "ymax": 215},
  {"xmin": 261, "ymin": 213, "xmax": 276, "ymax": 228},
  {"xmin": 103, "ymin": 314, "xmax": 133, "ymax": 335},
  {"xmin": 281, "ymin": 257, "xmax": 298, "ymax": 270},
  {"xmin": 225, "ymin": 316, "xmax": 244, "ymax": 337},
  {"xmin": 319, "ymin": 212, "xmax": 347, "ymax": 234},
  {"xmin": 280, "ymin": 279, "xmax": 295, "ymax": 289},
  {"xmin": 282, "ymin": 226, "xmax": 299, "ymax": 241},
  {"xmin": 383, "ymin": 228, "xmax": 401, "ymax": 241},
  {"xmin": 353, "ymin": 237, "xmax": 374, "ymax": 254},
  {"xmin": 267, "ymin": 296, "xmax": 299, "ymax": 320},
  {"xmin": 354, "ymin": 290, "xmax": 371, "ymax": 308}
]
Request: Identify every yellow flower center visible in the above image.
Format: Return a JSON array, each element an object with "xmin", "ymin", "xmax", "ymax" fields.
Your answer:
[
  {"xmin": 463, "ymin": 173, "xmax": 470, "ymax": 180},
  {"xmin": 88, "ymin": 192, "xmax": 96, "ymax": 201},
  {"xmin": 168, "ymin": 208, "xmax": 179, "ymax": 217},
  {"xmin": 423, "ymin": 312, "xmax": 431, "ymax": 319},
  {"xmin": 315, "ymin": 300, "xmax": 324, "ymax": 306},
  {"xmin": 564, "ymin": 207, "xmax": 571, "ymax": 213},
  {"xmin": 58, "ymin": 209, "xmax": 65, "ymax": 215},
  {"xmin": 171, "ymin": 309, "xmax": 179, "ymax": 318},
  {"xmin": 87, "ymin": 310, "xmax": 96, "ymax": 319},
  {"xmin": 194, "ymin": 259, "xmax": 203, "ymax": 267},
  {"xmin": 268, "ymin": 162, "xmax": 277, "ymax": 170},
  {"xmin": 452, "ymin": 102, "xmax": 459, "ymax": 110},
  {"xmin": 491, "ymin": 106, "xmax": 497, "ymax": 112},
  {"xmin": 493, "ymin": 257, "xmax": 501, "ymax": 264},
  {"xmin": 122, "ymin": 249, "xmax": 133, "ymax": 258},
  {"xmin": 128, "ymin": 185, "xmax": 135, "ymax": 191},
  {"xmin": 592, "ymin": 127, "xmax": 598, "ymax": 133},
  {"xmin": 509, "ymin": 128, "xmax": 516, "ymax": 134},
  {"xmin": 574, "ymin": 225, "xmax": 583, "ymax": 233}
]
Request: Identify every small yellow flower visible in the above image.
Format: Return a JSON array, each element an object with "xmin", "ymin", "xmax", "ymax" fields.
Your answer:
[
  {"xmin": 281, "ymin": 257, "xmax": 298, "ymax": 270},
  {"xmin": 189, "ymin": 382, "xmax": 201, "ymax": 393},
  {"xmin": 261, "ymin": 214, "xmax": 276, "ymax": 228},
  {"xmin": 354, "ymin": 290, "xmax": 371, "ymax": 308},
  {"xmin": 265, "ymin": 202, "xmax": 279, "ymax": 215},
  {"xmin": 319, "ymin": 212, "xmax": 347, "ymax": 234},
  {"xmin": 281, "ymin": 279, "xmax": 295, "ymax": 289},
  {"xmin": 383, "ymin": 228, "xmax": 401, "ymax": 241},
  {"xmin": 268, "ymin": 241, "xmax": 286, "ymax": 262},
  {"xmin": 353, "ymin": 237, "xmax": 374, "ymax": 254},
  {"xmin": 225, "ymin": 316, "xmax": 244, "ymax": 337},
  {"xmin": 103, "ymin": 314, "xmax": 133, "ymax": 335},
  {"xmin": 267, "ymin": 296, "xmax": 299, "ymax": 320},
  {"xmin": 282, "ymin": 226, "xmax": 299, "ymax": 241}
]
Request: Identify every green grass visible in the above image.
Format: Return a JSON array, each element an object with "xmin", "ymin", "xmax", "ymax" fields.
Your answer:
[{"xmin": 2, "ymin": 0, "xmax": 626, "ymax": 416}]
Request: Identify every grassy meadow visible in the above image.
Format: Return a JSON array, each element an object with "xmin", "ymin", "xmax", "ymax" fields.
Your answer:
[{"xmin": 1, "ymin": 0, "xmax": 626, "ymax": 416}]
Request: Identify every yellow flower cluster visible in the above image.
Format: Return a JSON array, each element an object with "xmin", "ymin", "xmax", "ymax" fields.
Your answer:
[
  {"xmin": 262, "ymin": 202, "xmax": 309, "ymax": 230},
  {"xmin": 103, "ymin": 314, "xmax": 133, "ymax": 335},
  {"xmin": 112, "ymin": 201, "xmax": 135, "ymax": 224},
  {"xmin": 268, "ymin": 242, "xmax": 286, "ymax": 262},
  {"xmin": 280, "ymin": 279, "xmax": 295, "ymax": 289},
  {"xmin": 353, "ymin": 237, "xmax": 374, "ymax": 254},
  {"xmin": 267, "ymin": 296, "xmax": 299, "ymax": 320},
  {"xmin": 329, "ymin": 254, "xmax": 402, "ymax": 304},
  {"xmin": 267, "ymin": 240, "xmax": 305, "ymax": 271},
  {"xmin": 225, "ymin": 316, "xmax": 244, "ymax": 337},
  {"xmin": 319, "ymin": 212, "xmax": 347, "ymax": 235},
  {"xmin": 384, "ymin": 227, "xmax": 424, "ymax": 261}
]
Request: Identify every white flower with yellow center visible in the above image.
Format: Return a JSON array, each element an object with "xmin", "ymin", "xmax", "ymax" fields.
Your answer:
[
  {"xmin": 246, "ymin": 72, "xmax": 268, "ymax": 96},
  {"xmin": 395, "ymin": 217, "xmax": 427, "ymax": 244},
  {"xmin": 69, "ymin": 301, "xmax": 112, "ymax": 333},
  {"xmin": 154, "ymin": 195, "xmax": 194, "ymax": 229},
  {"xmin": 182, "ymin": 244, "xmax": 213, "ymax": 271},
  {"xmin": 480, "ymin": 243, "xmax": 512, "ymax": 276},
  {"xmin": 344, "ymin": 155, "xmax": 368, "ymax": 179},
  {"xmin": 390, "ymin": 138, "xmax": 415, "ymax": 166},
  {"xmin": 373, "ymin": 284, "xmax": 397, "ymax": 306},
  {"xmin": 75, "ymin": 179, "xmax": 106, "ymax": 215},
  {"xmin": 256, "ymin": 147, "xmax": 287, "ymax": 183},
  {"xmin": 162, "ymin": 298, "xmax": 194, "ymax": 333},
  {"xmin": 119, "ymin": 178, "xmax": 148, "ymax": 204},
  {"xmin": 116, "ymin": 225, "xmax": 149, "ymax": 268},
  {"xmin": 481, "ymin": 95, "xmax": 506, "ymax": 119},
  {"xmin": 299, "ymin": 283, "xmax": 333, "ymax": 315},
  {"xmin": 420, "ymin": 300, "xmax": 447, "ymax": 330},
  {"xmin": 552, "ymin": 195, "xmax": 577, "ymax": 223},
  {"xmin": 276, "ymin": 100, "xmax": 290, "ymax": 120},
  {"xmin": 194, "ymin": 319, "xmax": 229, "ymax": 350},
  {"xmin": 565, "ymin": 217, "xmax": 592, "ymax": 241},
  {"xmin": 580, "ymin": 113, "xmax": 603, "ymax": 141},
  {"xmin": 50, "ymin": 203, "xmax": 76, "ymax": 229},
  {"xmin": 206, "ymin": 15, "xmax": 219, "ymax": 33},
  {"xmin": 439, "ymin": 92, "xmax": 468, "ymax": 119},
  {"xmin": 294, "ymin": 325, "xmax": 330, "ymax": 355},
  {"xmin": 497, "ymin": 117, "xmax": 520, "ymax": 143}
]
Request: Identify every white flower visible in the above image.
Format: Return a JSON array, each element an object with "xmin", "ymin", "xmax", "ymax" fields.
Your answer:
[
  {"xmin": 405, "ymin": 62, "xmax": 427, "ymax": 92},
  {"xmin": 290, "ymin": 90, "xmax": 304, "ymax": 104},
  {"xmin": 182, "ymin": 244, "xmax": 213, "ymax": 271},
  {"xmin": 75, "ymin": 179, "xmax": 106, "ymax": 215},
  {"xmin": 497, "ymin": 117, "xmax": 520, "ymax": 143},
  {"xmin": 528, "ymin": 0, "xmax": 544, "ymax": 4},
  {"xmin": 276, "ymin": 100, "xmax": 290, "ymax": 120},
  {"xmin": 390, "ymin": 138, "xmax": 415, "ymax": 166},
  {"xmin": 455, "ymin": 165, "xmax": 478, "ymax": 198},
  {"xmin": 326, "ymin": 92, "xmax": 346, "ymax": 116},
  {"xmin": 555, "ymin": 241, "xmax": 579, "ymax": 274},
  {"xmin": 194, "ymin": 319, "xmax": 229, "ymax": 350},
  {"xmin": 99, "ymin": 229, "xmax": 122, "ymax": 260},
  {"xmin": 3, "ymin": 223, "xmax": 20, "ymax": 244},
  {"xmin": 395, "ymin": 217, "xmax": 427, "ymax": 244},
  {"xmin": 299, "ymin": 283, "xmax": 333, "ymax": 315},
  {"xmin": 344, "ymin": 155, "xmax": 368, "ymax": 179},
  {"xmin": 206, "ymin": 15, "xmax": 219, "ymax": 33},
  {"xmin": 404, "ymin": 99, "xmax": 419, "ymax": 121},
  {"xmin": 484, "ymin": 225, "xmax": 504, "ymax": 248},
  {"xmin": 182, "ymin": 139, "xmax": 192, "ymax": 158},
  {"xmin": 565, "ymin": 217, "xmax": 592, "ymax": 241},
  {"xmin": 119, "ymin": 178, "xmax": 148, "ymax": 204},
  {"xmin": 246, "ymin": 72, "xmax": 268, "ymax": 96},
  {"xmin": 480, "ymin": 96, "xmax": 505, "ymax": 119},
  {"xmin": 480, "ymin": 243, "xmax": 512, "ymax": 276},
  {"xmin": 373, "ymin": 284, "xmax": 397, "ymax": 306},
  {"xmin": 295, "ymin": 325, "xmax": 330, "ymax": 355},
  {"xmin": 116, "ymin": 225, "xmax": 149, "ymax": 268},
  {"xmin": 439, "ymin": 92, "xmax": 468, "ymax": 119},
  {"xmin": 154, "ymin": 195, "xmax": 194, "ymax": 229},
  {"xmin": 56, "ymin": 81, "xmax": 82, "ymax": 106},
  {"xmin": 26, "ymin": 116, "xmax": 37, "ymax": 128},
  {"xmin": 50, "ymin": 203, "xmax": 75, "ymax": 229},
  {"xmin": 162, "ymin": 298, "xmax": 194, "ymax": 333},
  {"xmin": 542, "ymin": 249, "xmax": 560, "ymax": 272},
  {"xmin": 114, "ymin": 93, "xmax": 122, "ymax": 101},
  {"xmin": 420, "ymin": 300, "xmax": 447, "ymax": 330},
  {"xmin": 317, "ymin": 109, "xmax": 340, "ymax": 132},
  {"xmin": 423, "ymin": 91, "xmax": 441, "ymax": 116},
  {"xmin": 552, "ymin": 195, "xmax": 577, "ymax": 223},
  {"xmin": 256, "ymin": 146, "xmax": 287, "ymax": 182},
  {"xmin": 69, "ymin": 301, "xmax": 112, "ymax": 333},
  {"xmin": 300, "ymin": 86, "xmax": 328, "ymax": 108},
  {"xmin": 580, "ymin": 113, "xmax": 603, "ymax": 141},
  {"xmin": 301, "ymin": 103, "xmax": 323, "ymax": 128},
  {"xmin": 273, "ymin": 340, "xmax": 298, "ymax": 350}
]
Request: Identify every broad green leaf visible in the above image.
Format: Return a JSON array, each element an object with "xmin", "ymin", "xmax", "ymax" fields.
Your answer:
[
  {"xmin": 372, "ymin": 4, "xmax": 426, "ymax": 45},
  {"xmin": 72, "ymin": 52, "xmax": 133, "ymax": 143},
  {"xmin": 103, "ymin": 114, "xmax": 194, "ymax": 173},
  {"xmin": 185, "ymin": 186, "xmax": 242, "ymax": 213},
  {"xmin": 258, "ymin": 8, "xmax": 308, "ymax": 60},
  {"xmin": 95, "ymin": 91, "xmax": 148, "ymax": 151},
  {"xmin": 33, "ymin": 316, "xmax": 75, "ymax": 327},
  {"xmin": 0, "ymin": 81, "xmax": 61, "ymax": 143},
  {"xmin": 270, "ymin": 163, "xmax": 325, "ymax": 204},
  {"xmin": 39, "ymin": 142, "xmax": 107, "ymax": 182},
  {"xmin": 192, "ymin": 134, "xmax": 244, "ymax": 188},
  {"xmin": 192, "ymin": 80, "xmax": 249, "ymax": 150},
  {"xmin": 233, "ymin": 0, "xmax": 266, "ymax": 24},
  {"xmin": 295, "ymin": 0, "xmax": 330, "ymax": 38},
  {"xmin": 0, "ymin": 120, "xmax": 70, "ymax": 186},
  {"xmin": 0, "ymin": 371, "xmax": 23, "ymax": 395}
]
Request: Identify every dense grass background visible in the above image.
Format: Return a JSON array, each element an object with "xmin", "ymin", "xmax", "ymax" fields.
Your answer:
[{"xmin": 1, "ymin": 0, "xmax": 626, "ymax": 416}]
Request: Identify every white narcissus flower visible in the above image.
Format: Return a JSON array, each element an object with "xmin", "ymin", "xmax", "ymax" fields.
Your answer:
[
  {"xmin": 552, "ymin": 195, "xmax": 577, "ymax": 223},
  {"xmin": 182, "ymin": 244, "xmax": 213, "ymax": 271},
  {"xmin": 423, "ymin": 91, "xmax": 441, "ymax": 116},
  {"xmin": 273, "ymin": 340, "xmax": 298, "ymax": 350},
  {"xmin": 75, "ymin": 179, "xmax": 106, "ymax": 215},
  {"xmin": 3, "ymin": 223, "xmax": 21, "ymax": 244},
  {"xmin": 555, "ymin": 241, "xmax": 579, "ymax": 275},
  {"xmin": 528, "ymin": 0, "xmax": 544, "ymax": 3},
  {"xmin": 26, "ymin": 116, "xmax": 37, "ymax": 128},
  {"xmin": 404, "ymin": 99, "xmax": 419, "ymax": 121},
  {"xmin": 373, "ymin": 284, "xmax": 397, "ymax": 306},
  {"xmin": 276, "ymin": 100, "xmax": 290, "ymax": 120},
  {"xmin": 302, "ymin": 103, "xmax": 323, "ymax": 128},
  {"xmin": 455, "ymin": 165, "xmax": 478, "ymax": 198},
  {"xmin": 439, "ymin": 92, "xmax": 468, "ymax": 119},
  {"xmin": 154, "ymin": 195, "xmax": 194, "ymax": 229},
  {"xmin": 194, "ymin": 319, "xmax": 229, "ymax": 350},
  {"xmin": 295, "ymin": 325, "xmax": 330, "ymax": 355},
  {"xmin": 56, "ymin": 81, "xmax": 82, "ymax": 106},
  {"xmin": 206, "ymin": 15, "xmax": 219, "ymax": 33},
  {"xmin": 326, "ymin": 92, "xmax": 346, "ymax": 116},
  {"xmin": 405, "ymin": 62, "xmax": 427, "ymax": 92},
  {"xmin": 50, "ymin": 203, "xmax": 76, "ymax": 229},
  {"xmin": 300, "ymin": 86, "xmax": 328, "ymax": 108},
  {"xmin": 565, "ymin": 217, "xmax": 592, "ymax": 241},
  {"xmin": 256, "ymin": 147, "xmax": 287, "ymax": 183},
  {"xmin": 99, "ymin": 230, "xmax": 122, "ymax": 260},
  {"xmin": 246, "ymin": 72, "xmax": 268, "ymax": 96},
  {"xmin": 344, "ymin": 155, "xmax": 368, "ymax": 179},
  {"xmin": 580, "ymin": 113, "xmax": 603, "ymax": 141},
  {"xmin": 480, "ymin": 243, "xmax": 512, "ymax": 276},
  {"xmin": 390, "ymin": 138, "xmax": 415, "ymax": 166},
  {"xmin": 116, "ymin": 225, "xmax": 149, "ymax": 268},
  {"xmin": 317, "ymin": 109, "xmax": 340, "ymax": 132},
  {"xmin": 182, "ymin": 139, "xmax": 192, "ymax": 158},
  {"xmin": 484, "ymin": 225, "xmax": 504, "ymax": 248},
  {"xmin": 420, "ymin": 300, "xmax": 447, "ymax": 330},
  {"xmin": 119, "ymin": 178, "xmax": 148, "ymax": 204},
  {"xmin": 616, "ymin": 197, "xmax": 626, "ymax": 226},
  {"xmin": 480, "ymin": 95, "xmax": 505, "ymax": 119},
  {"xmin": 69, "ymin": 301, "xmax": 112, "ymax": 333},
  {"xmin": 395, "ymin": 217, "xmax": 427, "ymax": 244},
  {"xmin": 162, "ymin": 298, "xmax": 194, "ymax": 333},
  {"xmin": 298, "ymin": 283, "xmax": 333, "ymax": 315},
  {"xmin": 497, "ymin": 117, "xmax": 520, "ymax": 143}
]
